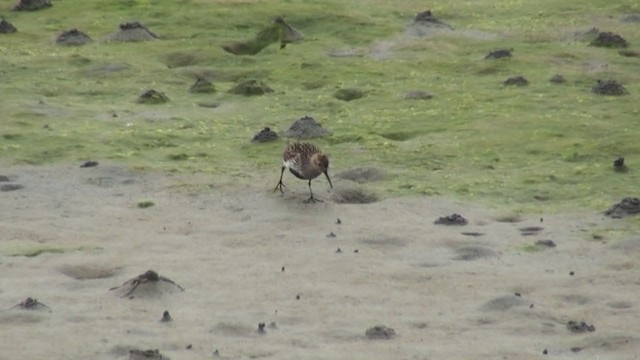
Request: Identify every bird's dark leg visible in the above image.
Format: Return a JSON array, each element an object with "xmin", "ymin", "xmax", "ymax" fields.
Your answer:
[
  {"xmin": 304, "ymin": 179, "xmax": 323, "ymax": 203},
  {"xmin": 274, "ymin": 166, "xmax": 287, "ymax": 193}
]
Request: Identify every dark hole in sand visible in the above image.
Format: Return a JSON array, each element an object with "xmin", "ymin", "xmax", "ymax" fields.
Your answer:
[
  {"xmin": 590, "ymin": 31, "xmax": 628, "ymax": 48},
  {"xmin": 189, "ymin": 77, "xmax": 216, "ymax": 93},
  {"xmin": 461, "ymin": 232, "xmax": 484, "ymax": 237},
  {"xmin": 251, "ymin": 127, "xmax": 279, "ymax": 143},
  {"xmin": 228, "ymin": 79, "xmax": 273, "ymax": 96},
  {"xmin": 503, "ymin": 75, "xmax": 529, "ymax": 86},
  {"xmin": 334, "ymin": 88, "xmax": 365, "ymax": 101},
  {"xmin": 365, "ymin": 325, "xmax": 396, "ymax": 339},
  {"xmin": 335, "ymin": 167, "xmax": 384, "ymax": 183},
  {"xmin": 1, "ymin": 183, "xmax": 23, "ymax": 192},
  {"xmin": 59, "ymin": 264, "xmax": 119, "ymax": 280},
  {"xmin": 13, "ymin": 0, "xmax": 51, "ymax": 11},
  {"xmin": 109, "ymin": 270, "xmax": 184, "ymax": 298},
  {"xmin": 105, "ymin": 21, "xmax": 159, "ymax": 42},
  {"xmin": 56, "ymin": 28, "xmax": 92, "ymax": 46},
  {"xmin": 549, "ymin": 74, "xmax": 566, "ymax": 84},
  {"xmin": 0, "ymin": 18, "xmax": 17, "ymax": 33},
  {"xmin": 592, "ymin": 79, "xmax": 628, "ymax": 96},
  {"xmin": 480, "ymin": 295, "xmax": 525, "ymax": 311},
  {"xmin": 283, "ymin": 115, "xmax": 331, "ymax": 139},
  {"xmin": 136, "ymin": 89, "xmax": 169, "ymax": 104},
  {"xmin": 332, "ymin": 187, "xmax": 378, "ymax": 204},
  {"xmin": 566, "ymin": 320, "xmax": 595, "ymax": 333},
  {"xmin": 452, "ymin": 246, "xmax": 495, "ymax": 261},
  {"xmin": 434, "ymin": 214, "xmax": 468, "ymax": 225},
  {"xmin": 0, "ymin": 175, "xmax": 10, "ymax": 182},
  {"xmin": 604, "ymin": 197, "xmax": 640, "ymax": 218},
  {"xmin": 485, "ymin": 48, "xmax": 513, "ymax": 59},
  {"xmin": 519, "ymin": 226, "xmax": 543, "ymax": 236},
  {"xmin": 129, "ymin": 349, "xmax": 163, "ymax": 360},
  {"xmin": 402, "ymin": 90, "xmax": 433, "ymax": 100}
]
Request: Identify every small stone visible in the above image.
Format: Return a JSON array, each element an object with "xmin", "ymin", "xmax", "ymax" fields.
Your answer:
[
  {"xmin": 566, "ymin": 320, "xmax": 595, "ymax": 333},
  {"xmin": 327, "ymin": 232, "xmax": 336, "ymax": 238},
  {"xmin": 257, "ymin": 322, "xmax": 266, "ymax": 334},
  {"xmin": 186, "ymin": 344, "xmax": 192, "ymax": 349},
  {"xmin": 160, "ymin": 310, "xmax": 172, "ymax": 322},
  {"xmin": 335, "ymin": 248, "xmax": 342, "ymax": 253},
  {"xmin": 570, "ymin": 271, "xmax": 575, "ymax": 276},
  {"xmin": 296, "ymin": 294, "xmax": 300, "ymax": 300},
  {"xmin": 80, "ymin": 160, "xmax": 99, "ymax": 168},
  {"xmin": 543, "ymin": 349, "xmax": 548, "ymax": 355}
]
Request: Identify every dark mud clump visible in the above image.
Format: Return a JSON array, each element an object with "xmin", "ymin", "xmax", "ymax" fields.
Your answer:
[
  {"xmin": 549, "ymin": 74, "xmax": 566, "ymax": 84},
  {"xmin": 105, "ymin": 21, "xmax": 159, "ymax": 42},
  {"xmin": 520, "ymin": 226, "xmax": 543, "ymax": 236},
  {"xmin": 283, "ymin": 115, "xmax": 331, "ymax": 139},
  {"xmin": 485, "ymin": 48, "xmax": 512, "ymax": 59},
  {"xmin": 129, "ymin": 349, "xmax": 164, "ymax": 360},
  {"xmin": 228, "ymin": 79, "xmax": 273, "ymax": 96},
  {"xmin": 334, "ymin": 88, "xmax": 365, "ymax": 101},
  {"xmin": 402, "ymin": 90, "xmax": 433, "ymax": 100},
  {"xmin": 535, "ymin": 239, "xmax": 557, "ymax": 248},
  {"xmin": 335, "ymin": 167, "xmax": 384, "ymax": 183},
  {"xmin": 189, "ymin": 77, "xmax": 215, "ymax": 93},
  {"xmin": 13, "ymin": 0, "xmax": 51, "ymax": 11},
  {"xmin": 0, "ymin": 175, "xmax": 10, "ymax": 182},
  {"xmin": 567, "ymin": 321, "xmax": 595, "ymax": 333},
  {"xmin": 365, "ymin": 325, "xmax": 396, "ymax": 339},
  {"xmin": 604, "ymin": 197, "xmax": 640, "ymax": 218},
  {"xmin": 160, "ymin": 310, "xmax": 172, "ymax": 322},
  {"xmin": 136, "ymin": 89, "xmax": 169, "ymax": 104},
  {"xmin": 251, "ymin": 127, "xmax": 279, "ymax": 143},
  {"xmin": 613, "ymin": 157, "xmax": 628, "ymax": 172},
  {"xmin": 592, "ymin": 79, "xmax": 628, "ymax": 96},
  {"xmin": 80, "ymin": 160, "xmax": 99, "ymax": 168},
  {"xmin": 503, "ymin": 75, "xmax": 529, "ymax": 86},
  {"xmin": 407, "ymin": 10, "xmax": 453, "ymax": 36},
  {"xmin": 56, "ymin": 28, "xmax": 92, "ymax": 46},
  {"xmin": 590, "ymin": 31, "xmax": 628, "ymax": 48},
  {"xmin": 109, "ymin": 270, "xmax": 185, "ymax": 298},
  {"xmin": 0, "ymin": 18, "xmax": 17, "ymax": 33},
  {"xmin": 434, "ymin": 213, "xmax": 467, "ymax": 225},
  {"xmin": 332, "ymin": 186, "xmax": 378, "ymax": 204}
]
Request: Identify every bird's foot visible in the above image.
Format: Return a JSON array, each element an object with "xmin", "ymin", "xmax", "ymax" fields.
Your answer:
[
  {"xmin": 304, "ymin": 196, "xmax": 323, "ymax": 204},
  {"xmin": 274, "ymin": 181, "xmax": 286, "ymax": 193}
]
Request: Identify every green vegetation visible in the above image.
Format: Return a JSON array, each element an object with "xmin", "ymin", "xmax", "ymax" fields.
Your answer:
[
  {"xmin": 1, "ymin": 0, "xmax": 638, "ymax": 213},
  {"xmin": 137, "ymin": 200, "xmax": 155, "ymax": 208}
]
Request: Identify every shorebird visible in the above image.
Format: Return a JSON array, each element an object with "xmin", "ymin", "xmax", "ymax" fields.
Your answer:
[{"xmin": 274, "ymin": 142, "xmax": 333, "ymax": 202}]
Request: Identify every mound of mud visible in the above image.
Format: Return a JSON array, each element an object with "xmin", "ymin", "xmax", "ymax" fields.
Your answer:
[
  {"xmin": 549, "ymin": 74, "xmax": 566, "ymax": 84},
  {"xmin": 56, "ymin": 28, "xmax": 92, "ymax": 46},
  {"xmin": 336, "ymin": 167, "xmax": 384, "ymax": 183},
  {"xmin": 604, "ymin": 197, "xmax": 640, "ymax": 218},
  {"xmin": 109, "ymin": 270, "xmax": 184, "ymax": 299},
  {"xmin": 251, "ymin": 127, "xmax": 279, "ymax": 143},
  {"xmin": 136, "ymin": 89, "xmax": 169, "ymax": 104},
  {"xmin": 13, "ymin": 0, "xmax": 51, "ymax": 11},
  {"xmin": 590, "ymin": 31, "xmax": 628, "ymax": 48},
  {"xmin": 228, "ymin": 79, "xmax": 273, "ymax": 96},
  {"xmin": 0, "ymin": 18, "xmax": 17, "ymax": 33},
  {"xmin": 283, "ymin": 115, "xmax": 330, "ymax": 139},
  {"xmin": 592, "ymin": 79, "xmax": 628, "ymax": 96},
  {"xmin": 402, "ymin": 90, "xmax": 433, "ymax": 100},
  {"xmin": 189, "ymin": 77, "xmax": 215, "ymax": 93},
  {"xmin": 503, "ymin": 75, "xmax": 529, "ymax": 86},
  {"xmin": 407, "ymin": 10, "xmax": 453, "ymax": 36},
  {"xmin": 332, "ymin": 186, "xmax": 378, "ymax": 204},
  {"xmin": 435, "ymin": 213, "xmax": 468, "ymax": 225},
  {"xmin": 105, "ymin": 21, "xmax": 159, "ymax": 42}
]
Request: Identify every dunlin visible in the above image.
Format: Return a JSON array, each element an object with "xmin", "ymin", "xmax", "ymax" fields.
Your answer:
[{"xmin": 274, "ymin": 142, "xmax": 333, "ymax": 202}]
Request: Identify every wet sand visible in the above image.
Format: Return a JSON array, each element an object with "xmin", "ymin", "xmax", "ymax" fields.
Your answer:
[{"xmin": 1, "ymin": 163, "xmax": 639, "ymax": 359}]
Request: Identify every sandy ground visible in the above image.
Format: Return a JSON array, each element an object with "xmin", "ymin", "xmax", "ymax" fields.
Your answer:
[{"xmin": 1, "ymin": 162, "xmax": 639, "ymax": 360}]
